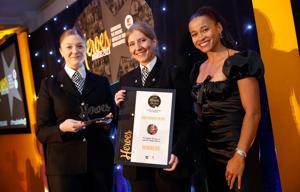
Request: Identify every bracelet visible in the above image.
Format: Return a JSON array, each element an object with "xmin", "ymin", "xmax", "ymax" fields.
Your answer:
[{"xmin": 235, "ymin": 148, "xmax": 247, "ymax": 158}]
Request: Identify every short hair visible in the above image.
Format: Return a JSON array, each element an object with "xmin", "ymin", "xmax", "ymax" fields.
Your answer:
[
  {"xmin": 59, "ymin": 27, "xmax": 85, "ymax": 46},
  {"xmin": 125, "ymin": 22, "xmax": 157, "ymax": 46},
  {"xmin": 189, "ymin": 6, "xmax": 236, "ymax": 49}
]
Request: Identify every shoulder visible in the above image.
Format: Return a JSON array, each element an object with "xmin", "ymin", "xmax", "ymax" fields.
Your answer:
[
  {"xmin": 189, "ymin": 60, "xmax": 203, "ymax": 83},
  {"xmin": 42, "ymin": 74, "xmax": 58, "ymax": 87},
  {"xmin": 38, "ymin": 74, "xmax": 59, "ymax": 97},
  {"xmin": 223, "ymin": 50, "xmax": 264, "ymax": 80},
  {"xmin": 87, "ymin": 71, "xmax": 109, "ymax": 82},
  {"xmin": 120, "ymin": 67, "xmax": 139, "ymax": 81}
]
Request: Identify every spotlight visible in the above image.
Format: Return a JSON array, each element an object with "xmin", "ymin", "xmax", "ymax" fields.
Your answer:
[
  {"xmin": 162, "ymin": 6, "xmax": 167, "ymax": 12},
  {"xmin": 116, "ymin": 164, "xmax": 122, "ymax": 170},
  {"xmin": 246, "ymin": 24, "xmax": 253, "ymax": 30}
]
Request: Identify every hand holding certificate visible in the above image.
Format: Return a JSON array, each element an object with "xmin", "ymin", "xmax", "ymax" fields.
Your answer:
[{"xmin": 115, "ymin": 87, "xmax": 175, "ymax": 168}]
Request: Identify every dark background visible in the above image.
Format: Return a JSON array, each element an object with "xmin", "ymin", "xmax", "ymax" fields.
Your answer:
[{"xmin": 291, "ymin": 0, "xmax": 300, "ymax": 53}]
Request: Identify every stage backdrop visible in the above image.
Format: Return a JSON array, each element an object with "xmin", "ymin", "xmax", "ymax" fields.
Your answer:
[
  {"xmin": 28, "ymin": 0, "xmax": 281, "ymax": 191},
  {"xmin": 75, "ymin": 0, "xmax": 154, "ymax": 82}
]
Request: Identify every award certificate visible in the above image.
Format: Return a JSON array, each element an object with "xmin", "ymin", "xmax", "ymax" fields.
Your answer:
[{"xmin": 115, "ymin": 87, "xmax": 175, "ymax": 168}]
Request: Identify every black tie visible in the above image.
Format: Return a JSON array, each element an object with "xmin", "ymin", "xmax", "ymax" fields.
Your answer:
[{"xmin": 72, "ymin": 71, "xmax": 84, "ymax": 94}]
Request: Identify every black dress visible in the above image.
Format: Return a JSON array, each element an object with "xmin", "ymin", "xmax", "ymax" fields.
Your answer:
[{"xmin": 191, "ymin": 50, "xmax": 264, "ymax": 192}]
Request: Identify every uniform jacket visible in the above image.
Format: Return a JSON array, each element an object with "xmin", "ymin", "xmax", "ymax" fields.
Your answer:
[
  {"xmin": 119, "ymin": 58, "xmax": 195, "ymax": 179},
  {"xmin": 36, "ymin": 69, "xmax": 115, "ymax": 175}
]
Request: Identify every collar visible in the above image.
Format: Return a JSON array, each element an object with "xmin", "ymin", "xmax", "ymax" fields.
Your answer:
[
  {"xmin": 139, "ymin": 56, "xmax": 157, "ymax": 73},
  {"xmin": 64, "ymin": 64, "xmax": 86, "ymax": 79}
]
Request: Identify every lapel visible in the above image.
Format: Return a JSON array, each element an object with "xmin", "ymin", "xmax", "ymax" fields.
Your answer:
[
  {"xmin": 131, "ymin": 68, "xmax": 143, "ymax": 87},
  {"xmin": 57, "ymin": 70, "xmax": 98, "ymax": 99},
  {"xmin": 129, "ymin": 59, "xmax": 162, "ymax": 87},
  {"xmin": 57, "ymin": 70, "xmax": 81, "ymax": 97},
  {"xmin": 81, "ymin": 71, "xmax": 97, "ymax": 98},
  {"xmin": 144, "ymin": 59, "xmax": 161, "ymax": 87}
]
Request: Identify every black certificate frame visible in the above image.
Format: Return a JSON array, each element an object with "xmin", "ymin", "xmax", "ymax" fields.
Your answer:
[{"xmin": 115, "ymin": 87, "xmax": 176, "ymax": 168}]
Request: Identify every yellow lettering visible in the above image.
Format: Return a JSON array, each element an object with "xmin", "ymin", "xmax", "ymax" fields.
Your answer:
[
  {"xmin": 142, "ymin": 145, "xmax": 160, "ymax": 151},
  {"xmin": 85, "ymin": 31, "xmax": 111, "ymax": 57},
  {"xmin": 84, "ymin": 31, "xmax": 112, "ymax": 69},
  {"xmin": 120, "ymin": 130, "xmax": 132, "ymax": 160}
]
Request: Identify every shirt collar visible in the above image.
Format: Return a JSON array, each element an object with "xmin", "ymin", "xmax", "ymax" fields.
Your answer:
[
  {"xmin": 139, "ymin": 56, "xmax": 157, "ymax": 73},
  {"xmin": 64, "ymin": 64, "xmax": 86, "ymax": 79}
]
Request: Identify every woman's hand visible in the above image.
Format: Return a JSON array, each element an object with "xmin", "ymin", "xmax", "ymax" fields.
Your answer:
[
  {"xmin": 114, "ymin": 90, "xmax": 126, "ymax": 107},
  {"xmin": 164, "ymin": 154, "xmax": 179, "ymax": 172},
  {"xmin": 225, "ymin": 153, "xmax": 245, "ymax": 190},
  {"xmin": 59, "ymin": 119, "xmax": 85, "ymax": 133}
]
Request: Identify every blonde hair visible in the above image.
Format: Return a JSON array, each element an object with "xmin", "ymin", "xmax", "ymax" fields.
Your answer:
[
  {"xmin": 59, "ymin": 27, "xmax": 85, "ymax": 46},
  {"xmin": 125, "ymin": 22, "xmax": 157, "ymax": 46}
]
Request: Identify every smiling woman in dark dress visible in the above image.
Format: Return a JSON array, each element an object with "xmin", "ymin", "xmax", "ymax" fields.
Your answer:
[{"xmin": 188, "ymin": 7, "xmax": 263, "ymax": 192}]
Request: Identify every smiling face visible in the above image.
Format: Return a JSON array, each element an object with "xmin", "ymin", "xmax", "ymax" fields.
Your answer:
[
  {"xmin": 189, "ymin": 15, "xmax": 223, "ymax": 53},
  {"xmin": 147, "ymin": 124, "xmax": 158, "ymax": 135},
  {"xmin": 127, "ymin": 30, "xmax": 157, "ymax": 66},
  {"xmin": 59, "ymin": 34, "xmax": 86, "ymax": 70}
]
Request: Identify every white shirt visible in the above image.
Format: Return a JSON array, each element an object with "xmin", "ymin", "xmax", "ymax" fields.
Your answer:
[
  {"xmin": 139, "ymin": 56, "xmax": 157, "ymax": 73},
  {"xmin": 64, "ymin": 64, "xmax": 86, "ymax": 80}
]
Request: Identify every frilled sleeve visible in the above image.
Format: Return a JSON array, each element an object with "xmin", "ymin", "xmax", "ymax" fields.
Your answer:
[{"xmin": 223, "ymin": 50, "xmax": 264, "ymax": 80}]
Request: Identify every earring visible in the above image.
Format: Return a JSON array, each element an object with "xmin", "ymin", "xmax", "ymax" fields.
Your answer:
[{"xmin": 220, "ymin": 32, "xmax": 223, "ymax": 39}]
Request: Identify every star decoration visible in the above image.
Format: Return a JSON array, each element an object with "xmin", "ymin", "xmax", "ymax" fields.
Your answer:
[{"xmin": 1, "ymin": 53, "xmax": 22, "ymax": 116}]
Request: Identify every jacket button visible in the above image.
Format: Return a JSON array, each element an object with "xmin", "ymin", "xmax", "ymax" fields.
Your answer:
[{"xmin": 82, "ymin": 138, "xmax": 87, "ymax": 142}]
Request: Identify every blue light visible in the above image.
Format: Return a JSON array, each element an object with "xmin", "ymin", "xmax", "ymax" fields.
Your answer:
[
  {"xmin": 63, "ymin": 26, "xmax": 68, "ymax": 31},
  {"xmin": 34, "ymin": 52, "xmax": 39, "ymax": 57},
  {"xmin": 57, "ymin": 59, "xmax": 61, "ymax": 63},
  {"xmin": 53, "ymin": 17, "xmax": 57, "ymax": 21},
  {"xmin": 66, "ymin": 5, "xmax": 69, "ymax": 9},
  {"xmin": 162, "ymin": 6, "xmax": 167, "ymax": 12},
  {"xmin": 162, "ymin": 45, "xmax": 167, "ymax": 51},
  {"xmin": 116, "ymin": 164, "xmax": 122, "ymax": 170},
  {"xmin": 246, "ymin": 24, "xmax": 253, "ymax": 30},
  {"xmin": 45, "ymin": 27, "xmax": 48, "ymax": 31},
  {"xmin": 41, "ymin": 64, "xmax": 45, "ymax": 68},
  {"xmin": 110, "ymin": 135, "xmax": 115, "ymax": 140},
  {"xmin": 49, "ymin": 51, "xmax": 53, "ymax": 55}
]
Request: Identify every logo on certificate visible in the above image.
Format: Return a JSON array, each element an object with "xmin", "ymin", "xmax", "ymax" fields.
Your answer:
[{"xmin": 148, "ymin": 95, "xmax": 161, "ymax": 108}]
